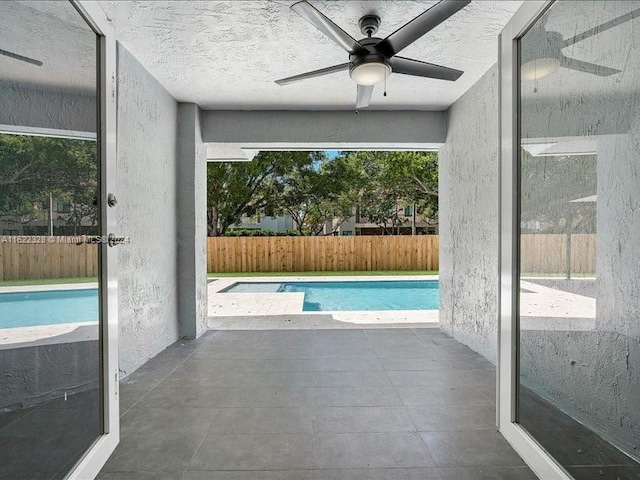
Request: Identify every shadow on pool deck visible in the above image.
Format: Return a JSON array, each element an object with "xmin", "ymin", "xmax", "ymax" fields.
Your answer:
[{"xmin": 208, "ymin": 313, "xmax": 440, "ymax": 330}]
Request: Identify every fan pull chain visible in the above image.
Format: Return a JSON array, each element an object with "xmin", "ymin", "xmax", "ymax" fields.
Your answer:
[{"xmin": 384, "ymin": 75, "xmax": 387, "ymax": 97}]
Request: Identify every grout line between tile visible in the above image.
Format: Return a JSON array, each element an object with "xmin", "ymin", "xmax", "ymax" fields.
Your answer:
[{"xmin": 119, "ymin": 330, "xmax": 222, "ymax": 416}]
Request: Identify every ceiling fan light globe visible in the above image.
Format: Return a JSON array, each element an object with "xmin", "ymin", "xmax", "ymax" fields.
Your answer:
[
  {"xmin": 350, "ymin": 61, "xmax": 391, "ymax": 86},
  {"xmin": 521, "ymin": 57, "xmax": 561, "ymax": 81}
]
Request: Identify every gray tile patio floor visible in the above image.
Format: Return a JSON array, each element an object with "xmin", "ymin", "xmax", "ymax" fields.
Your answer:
[{"xmin": 98, "ymin": 327, "xmax": 536, "ymax": 480}]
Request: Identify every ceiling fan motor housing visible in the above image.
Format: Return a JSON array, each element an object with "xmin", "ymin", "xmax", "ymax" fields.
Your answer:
[
  {"xmin": 349, "ymin": 37, "xmax": 387, "ymax": 63},
  {"xmin": 349, "ymin": 52, "xmax": 391, "ymax": 74}
]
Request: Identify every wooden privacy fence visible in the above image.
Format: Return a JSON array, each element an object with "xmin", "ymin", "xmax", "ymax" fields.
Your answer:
[
  {"xmin": 0, "ymin": 237, "xmax": 98, "ymax": 281},
  {"xmin": 208, "ymin": 235, "xmax": 440, "ymax": 273},
  {"xmin": 0, "ymin": 234, "xmax": 596, "ymax": 280},
  {"xmin": 520, "ymin": 234, "xmax": 596, "ymax": 275}
]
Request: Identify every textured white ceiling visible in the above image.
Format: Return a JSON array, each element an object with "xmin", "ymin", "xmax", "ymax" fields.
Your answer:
[{"xmin": 98, "ymin": 0, "xmax": 523, "ymax": 110}]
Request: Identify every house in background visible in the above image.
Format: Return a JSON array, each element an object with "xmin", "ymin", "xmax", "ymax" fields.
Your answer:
[
  {"xmin": 230, "ymin": 204, "xmax": 437, "ymax": 236},
  {"xmin": 0, "ymin": 200, "xmax": 98, "ymax": 235},
  {"xmin": 230, "ymin": 213, "xmax": 295, "ymax": 233}
]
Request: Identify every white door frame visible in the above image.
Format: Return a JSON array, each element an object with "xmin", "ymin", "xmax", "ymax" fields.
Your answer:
[
  {"xmin": 498, "ymin": 1, "xmax": 573, "ymax": 479},
  {"xmin": 65, "ymin": 2, "xmax": 120, "ymax": 478}
]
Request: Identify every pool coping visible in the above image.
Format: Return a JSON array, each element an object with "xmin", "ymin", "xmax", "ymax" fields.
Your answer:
[
  {"xmin": 208, "ymin": 274, "xmax": 440, "ymax": 294},
  {"xmin": 0, "ymin": 282, "xmax": 98, "ymax": 294},
  {"xmin": 208, "ymin": 275, "xmax": 441, "ymax": 329}
]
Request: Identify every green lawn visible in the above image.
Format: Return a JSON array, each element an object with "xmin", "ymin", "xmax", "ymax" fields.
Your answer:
[
  {"xmin": 208, "ymin": 270, "xmax": 438, "ymax": 278},
  {"xmin": 0, "ymin": 276, "xmax": 98, "ymax": 287},
  {"xmin": 1, "ymin": 271, "xmax": 437, "ymax": 287}
]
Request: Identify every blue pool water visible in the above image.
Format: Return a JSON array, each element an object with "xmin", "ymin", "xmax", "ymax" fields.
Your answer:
[
  {"xmin": 223, "ymin": 280, "xmax": 439, "ymax": 311},
  {"xmin": 0, "ymin": 289, "xmax": 98, "ymax": 329}
]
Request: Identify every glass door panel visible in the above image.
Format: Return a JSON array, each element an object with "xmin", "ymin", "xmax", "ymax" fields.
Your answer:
[
  {"xmin": 0, "ymin": 1, "xmax": 102, "ymax": 478},
  {"xmin": 517, "ymin": 1, "xmax": 640, "ymax": 478}
]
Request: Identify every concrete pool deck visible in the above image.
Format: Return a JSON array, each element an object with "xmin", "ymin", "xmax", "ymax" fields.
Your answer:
[
  {"xmin": 207, "ymin": 275, "xmax": 597, "ymax": 331},
  {"xmin": 0, "ymin": 276, "xmax": 597, "ymax": 346}
]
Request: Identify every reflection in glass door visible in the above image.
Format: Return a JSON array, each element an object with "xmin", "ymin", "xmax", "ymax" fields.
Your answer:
[
  {"xmin": 0, "ymin": 1, "xmax": 103, "ymax": 478},
  {"xmin": 517, "ymin": 1, "xmax": 640, "ymax": 478}
]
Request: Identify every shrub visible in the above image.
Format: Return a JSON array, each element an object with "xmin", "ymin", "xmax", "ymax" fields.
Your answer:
[{"xmin": 224, "ymin": 228, "xmax": 301, "ymax": 237}]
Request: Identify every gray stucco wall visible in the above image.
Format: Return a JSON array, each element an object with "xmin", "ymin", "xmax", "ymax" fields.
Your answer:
[
  {"xmin": 177, "ymin": 103, "xmax": 208, "ymax": 339},
  {"xmin": 0, "ymin": 340, "xmax": 98, "ymax": 409},
  {"xmin": 591, "ymin": 126, "xmax": 640, "ymax": 456},
  {"xmin": 200, "ymin": 110, "xmax": 447, "ymax": 147},
  {"xmin": 438, "ymin": 64, "xmax": 500, "ymax": 362},
  {"xmin": 0, "ymin": 81, "xmax": 96, "ymax": 136},
  {"xmin": 521, "ymin": 113, "xmax": 640, "ymax": 459},
  {"xmin": 438, "ymin": 55, "xmax": 639, "ymax": 458},
  {"xmin": 116, "ymin": 45, "xmax": 180, "ymax": 376}
]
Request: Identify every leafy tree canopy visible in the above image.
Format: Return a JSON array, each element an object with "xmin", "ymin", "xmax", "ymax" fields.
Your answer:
[
  {"xmin": 206, "ymin": 151, "xmax": 321, "ymax": 236},
  {"xmin": 342, "ymin": 151, "xmax": 439, "ymax": 233},
  {"xmin": 520, "ymin": 151, "xmax": 597, "ymax": 233},
  {"xmin": 276, "ymin": 154, "xmax": 361, "ymax": 235},
  {"xmin": 206, "ymin": 150, "xmax": 439, "ymax": 236}
]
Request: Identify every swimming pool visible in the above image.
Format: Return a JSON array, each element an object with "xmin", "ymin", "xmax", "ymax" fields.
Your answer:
[
  {"xmin": 222, "ymin": 280, "xmax": 439, "ymax": 311},
  {"xmin": 0, "ymin": 289, "xmax": 98, "ymax": 329}
]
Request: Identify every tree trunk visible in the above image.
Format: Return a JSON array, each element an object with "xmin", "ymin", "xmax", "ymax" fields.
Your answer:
[
  {"xmin": 208, "ymin": 207, "xmax": 220, "ymax": 236},
  {"xmin": 412, "ymin": 203, "xmax": 416, "ymax": 235}
]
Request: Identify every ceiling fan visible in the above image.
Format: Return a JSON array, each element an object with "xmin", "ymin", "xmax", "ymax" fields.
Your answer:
[
  {"xmin": 520, "ymin": 6, "xmax": 640, "ymax": 81},
  {"xmin": 0, "ymin": 48, "xmax": 42, "ymax": 66},
  {"xmin": 275, "ymin": 0, "xmax": 470, "ymax": 109}
]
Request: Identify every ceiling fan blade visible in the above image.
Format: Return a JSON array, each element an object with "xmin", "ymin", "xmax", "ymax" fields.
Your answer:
[
  {"xmin": 376, "ymin": 0, "xmax": 471, "ymax": 57},
  {"xmin": 291, "ymin": 1, "xmax": 365, "ymax": 54},
  {"xmin": 561, "ymin": 57, "xmax": 620, "ymax": 77},
  {"xmin": 391, "ymin": 56, "xmax": 463, "ymax": 81},
  {"xmin": 275, "ymin": 63, "xmax": 350, "ymax": 85},
  {"xmin": 356, "ymin": 84, "xmax": 373, "ymax": 109},
  {"xmin": 563, "ymin": 7, "xmax": 640, "ymax": 47},
  {"xmin": 0, "ymin": 48, "xmax": 42, "ymax": 66}
]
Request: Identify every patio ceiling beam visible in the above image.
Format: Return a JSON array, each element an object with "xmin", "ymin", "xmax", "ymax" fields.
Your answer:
[{"xmin": 199, "ymin": 110, "xmax": 447, "ymax": 147}]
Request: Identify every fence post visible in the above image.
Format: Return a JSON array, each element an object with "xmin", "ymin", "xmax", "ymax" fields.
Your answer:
[{"xmin": 566, "ymin": 232, "xmax": 572, "ymax": 279}]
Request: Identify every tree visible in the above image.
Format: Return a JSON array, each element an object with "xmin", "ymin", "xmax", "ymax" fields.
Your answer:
[
  {"xmin": 0, "ymin": 134, "xmax": 98, "ymax": 232},
  {"xmin": 520, "ymin": 151, "xmax": 597, "ymax": 233},
  {"xmin": 206, "ymin": 151, "xmax": 320, "ymax": 236},
  {"xmin": 205, "ymin": 149, "xmax": 440, "ymax": 237},
  {"xmin": 276, "ymin": 154, "xmax": 360, "ymax": 235},
  {"xmin": 342, "ymin": 151, "xmax": 439, "ymax": 233}
]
